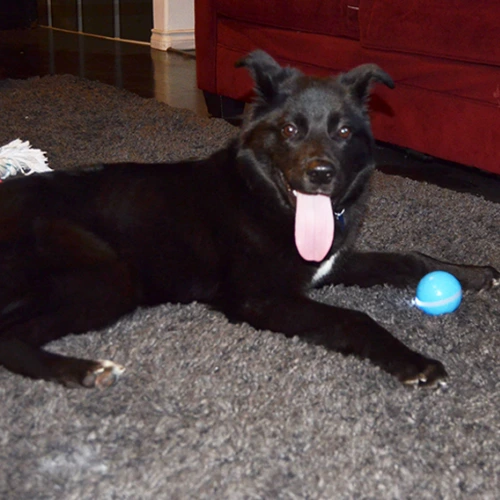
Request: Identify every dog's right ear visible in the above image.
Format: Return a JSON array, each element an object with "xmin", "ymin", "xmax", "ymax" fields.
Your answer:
[{"xmin": 236, "ymin": 50, "xmax": 300, "ymax": 104}]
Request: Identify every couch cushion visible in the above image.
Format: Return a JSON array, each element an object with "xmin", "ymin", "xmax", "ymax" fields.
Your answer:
[
  {"xmin": 215, "ymin": 0, "xmax": 361, "ymax": 40},
  {"xmin": 360, "ymin": 0, "xmax": 500, "ymax": 67}
]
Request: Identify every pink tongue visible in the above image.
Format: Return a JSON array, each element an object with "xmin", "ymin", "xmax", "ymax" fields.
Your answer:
[{"xmin": 294, "ymin": 192, "xmax": 335, "ymax": 262}]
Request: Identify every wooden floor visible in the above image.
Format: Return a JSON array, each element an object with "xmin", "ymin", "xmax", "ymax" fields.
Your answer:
[
  {"xmin": 0, "ymin": 27, "xmax": 499, "ymax": 202},
  {"xmin": 0, "ymin": 27, "xmax": 206, "ymax": 116}
]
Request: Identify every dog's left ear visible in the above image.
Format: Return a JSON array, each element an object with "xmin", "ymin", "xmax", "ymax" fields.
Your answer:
[
  {"xmin": 338, "ymin": 64, "xmax": 394, "ymax": 105},
  {"xmin": 236, "ymin": 50, "xmax": 301, "ymax": 103}
]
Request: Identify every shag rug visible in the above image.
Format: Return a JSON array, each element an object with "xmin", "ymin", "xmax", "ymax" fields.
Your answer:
[{"xmin": 0, "ymin": 75, "xmax": 499, "ymax": 499}]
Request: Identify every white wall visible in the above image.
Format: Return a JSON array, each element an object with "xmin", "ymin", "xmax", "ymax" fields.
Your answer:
[{"xmin": 151, "ymin": 0, "xmax": 195, "ymax": 50}]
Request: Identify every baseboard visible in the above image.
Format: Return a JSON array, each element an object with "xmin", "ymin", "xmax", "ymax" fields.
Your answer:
[{"xmin": 150, "ymin": 29, "xmax": 195, "ymax": 51}]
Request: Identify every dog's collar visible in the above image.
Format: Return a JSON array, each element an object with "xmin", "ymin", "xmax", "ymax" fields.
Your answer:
[{"xmin": 335, "ymin": 209, "xmax": 346, "ymax": 230}]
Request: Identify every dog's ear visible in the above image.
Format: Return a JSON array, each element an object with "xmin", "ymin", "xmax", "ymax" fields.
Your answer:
[
  {"xmin": 236, "ymin": 50, "xmax": 300, "ymax": 103},
  {"xmin": 338, "ymin": 64, "xmax": 394, "ymax": 105}
]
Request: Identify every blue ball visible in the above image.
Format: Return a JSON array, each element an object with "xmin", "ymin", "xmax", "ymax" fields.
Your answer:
[{"xmin": 415, "ymin": 271, "xmax": 462, "ymax": 315}]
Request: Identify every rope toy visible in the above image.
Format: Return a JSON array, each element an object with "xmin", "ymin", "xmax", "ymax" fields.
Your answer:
[{"xmin": 0, "ymin": 139, "xmax": 52, "ymax": 182}]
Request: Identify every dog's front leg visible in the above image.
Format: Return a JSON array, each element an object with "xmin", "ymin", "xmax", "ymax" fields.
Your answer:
[
  {"xmin": 220, "ymin": 295, "xmax": 447, "ymax": 387},
  {"xmin": 332, "ymin": 251, "xmax": 499, "ymax": 290}
]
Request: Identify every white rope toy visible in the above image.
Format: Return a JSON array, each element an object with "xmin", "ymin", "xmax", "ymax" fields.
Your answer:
[{"xmin": 0, "ymin": 139, "xmax": 52, "ymax": 181}]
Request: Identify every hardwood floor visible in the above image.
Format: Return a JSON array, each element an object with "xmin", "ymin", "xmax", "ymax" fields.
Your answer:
[
  {"xmin": 0, "ymin": 27, "xmax": 205, "ymax": 115},
  {"xmin": 0, "ymin": 26, "xmax": 498, "ymax": 202}
]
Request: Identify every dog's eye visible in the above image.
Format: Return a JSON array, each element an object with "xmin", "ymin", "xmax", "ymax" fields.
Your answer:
[
  {"xmin": 282, "ymin": 123, "xmax": 298, "ymax": 138},
  {"xmin": 338, "ymin": 126, "xmax": 351, "ymax": 139}
]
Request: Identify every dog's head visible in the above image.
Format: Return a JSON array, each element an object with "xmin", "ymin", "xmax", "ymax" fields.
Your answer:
[
  {"xmin": 236, "ymin": 50, "xmax": 394, "ymax": 261},
  {"xmin": 236, "ymin": 50, "xmax": 394, "ymax": 200}
]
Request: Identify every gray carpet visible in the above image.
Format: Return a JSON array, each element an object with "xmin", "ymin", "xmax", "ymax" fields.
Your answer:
[{"xmin": 0, "ymin": 75, "xmax": 499, "ymax": 499}]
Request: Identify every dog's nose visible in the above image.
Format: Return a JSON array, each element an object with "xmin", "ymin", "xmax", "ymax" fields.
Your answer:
[{"xmin": 307, "ymin": 165, "xmax": 335, "ymax": 185}]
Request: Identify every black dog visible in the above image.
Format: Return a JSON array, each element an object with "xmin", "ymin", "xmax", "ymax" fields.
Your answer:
[{"xmin": 0, "ymin": 51, "xmax": 498, "ymax": 388}]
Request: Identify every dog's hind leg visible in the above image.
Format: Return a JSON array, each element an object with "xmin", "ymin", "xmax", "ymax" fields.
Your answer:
[
  {"xmin": 0, "ymin": 219, "xmax": 139, "ymax": 387},
  {"xmin": 0, "ymin": 338, "xmax": 125, "ymax": 388},
  {"xmin": 0, "ymin": 269, "xmax": 133, "ymax": 387}
]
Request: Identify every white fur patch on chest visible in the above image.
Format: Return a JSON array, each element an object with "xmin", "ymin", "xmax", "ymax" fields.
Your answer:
[{"xmin": 311, "ymin": 251, "xmax": 340, "ymax": 286}]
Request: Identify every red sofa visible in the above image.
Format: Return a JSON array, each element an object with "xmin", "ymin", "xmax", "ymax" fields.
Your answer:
[{"xmin": 195, "ymin": 0, "xmax": 500, "ymax": 176}]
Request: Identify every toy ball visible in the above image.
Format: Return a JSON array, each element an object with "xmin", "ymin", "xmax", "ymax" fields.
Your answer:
[{"xmin": 415, "ymin": 271, "xmax": 462, "ymax": 315}]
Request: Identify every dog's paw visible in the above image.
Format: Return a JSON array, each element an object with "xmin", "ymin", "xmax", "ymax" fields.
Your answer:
[
  {"xmin": 483, "ymin": 266, "xmax": 500, "ymax": 290},
  {"xmin": 492, "ymin": 271, "xmax": 500, "ymax": 289},
  {"xmin": 462, "ymin": 265, "xmax": 500, "ymax": 291},
  {"xmin": 396, "ymin": 357, "xmax": 448, "ymax": 389},
  {"xmin": 81, "ymin": 359, "xmax": 125, "ymax": 389}
]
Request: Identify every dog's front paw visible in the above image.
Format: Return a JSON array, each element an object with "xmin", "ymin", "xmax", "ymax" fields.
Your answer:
[
  {"xmin": 395, "ymin": 356, "xmax": 448, "ymax": 389},
  {"xmin": 491, "ymin": 267, "xmax": 500, "ymax": 289},
  {"xmin": 481, "ymin": 266, "xmax": 500, "ymax": 290},
  {"xmin": 81, "ymin": 360, "xmax": 125, "ymax": 389},
  {"xmin": 461, "ymin": 265, "xmax": 500, "ymax": 291}
]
